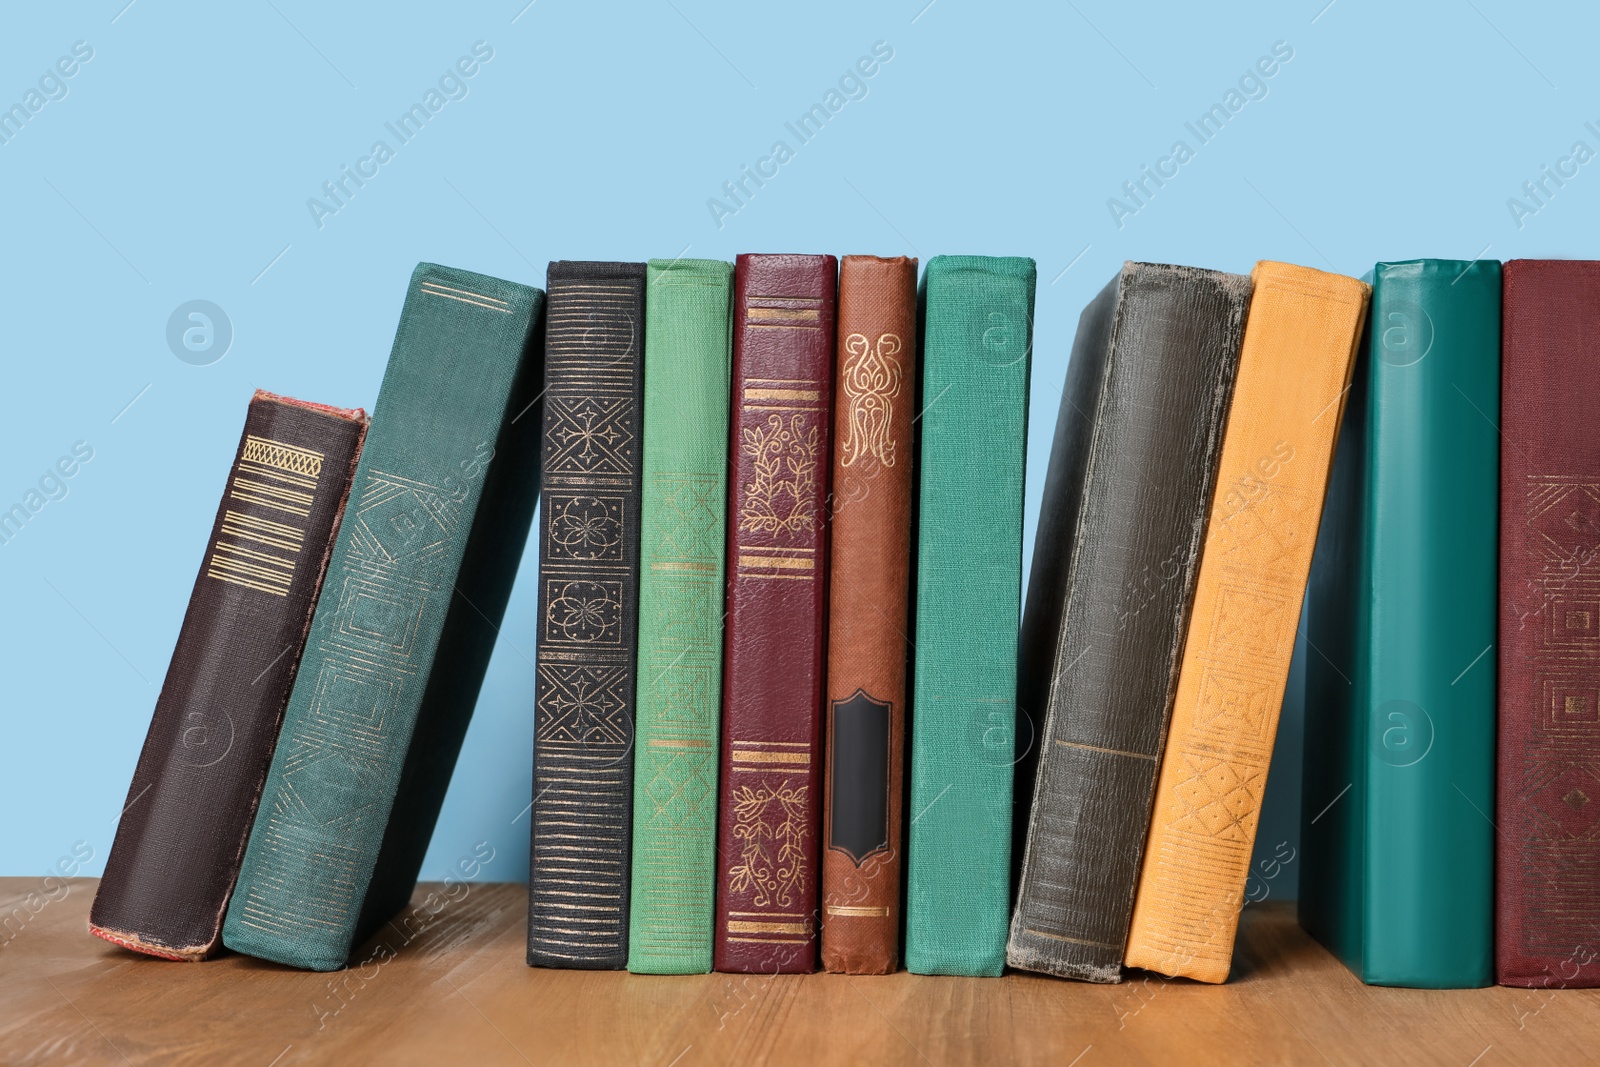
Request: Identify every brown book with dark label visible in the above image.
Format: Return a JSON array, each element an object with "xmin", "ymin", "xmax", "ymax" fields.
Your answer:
[
  {"xmin": 89, "ymin": 391, "xmax": 367, "ymax": 960},
  {"xmin": 821, "ymin": 255, "xmax": 916, "ymax": 974}
]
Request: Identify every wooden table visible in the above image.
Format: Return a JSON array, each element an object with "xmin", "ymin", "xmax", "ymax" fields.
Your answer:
[{"xmin": 2, "ymin": 878, "xmax": 1596, "ymax": 1065}]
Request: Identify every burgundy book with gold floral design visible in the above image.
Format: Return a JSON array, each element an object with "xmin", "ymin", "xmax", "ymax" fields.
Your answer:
[{"xmin": 713, "ymin": 254, "xmax": 836, "ymax": 974}]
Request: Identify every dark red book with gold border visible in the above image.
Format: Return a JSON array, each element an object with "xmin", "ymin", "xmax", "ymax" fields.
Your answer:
[
  {"xmin": 1498, "ymin": 259, "xmax": 1600, "ymax": 988},
  {"xmin": 713, "ymin": 253, "xmax": 836, "ymax": 974}
]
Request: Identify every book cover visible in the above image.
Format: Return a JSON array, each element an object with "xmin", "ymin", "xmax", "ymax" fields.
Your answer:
[
  {"xmin": 713, "ymin": 253, "xmax": 836, "ymax": 975},
  {"xmin": 821, "ymin": 255, "xmax": 917, "ymax": 975},
  {"xmin": 90, "ymin": 391, "xmax": 367, "ymax": 961},
  {"xmin": 1123, "ymin": 261, "xmax": 1367, "ymax": 983},
  {"xmin": 1007, "ymin": 262, "xmax": 1249, "ymax": 983},
  {"xmin": 1497, "ymin": 259, "xmax": 1600, "ymax": 988},
  {"xmin": 1299, "ymin": 259, "xmax": 1498, "ymax": 989},
  {"xmin": 904, "ymin": 255, "xmax": 1034, "ymax": 977},
  {"xmin": 222, "ymin": 264, "xmax": 544, "ymax": 972},
  {"xmin": 626, "ymin": 259, "xmax": 733, "ymax": 975},
  {"xmin": 526, "ymin": 261, "xmax": 647, "ymax": 970}
]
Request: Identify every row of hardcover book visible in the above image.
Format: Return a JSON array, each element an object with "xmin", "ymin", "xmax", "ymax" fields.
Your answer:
[
  {"xmin": 1019, "ymin": 256, "xmax": 1597, "ymax": 991},
  {"xmin": 86, "ymin": 254, "xmax": 1600, "ymax": 991},
  {"xmin": 87, "ymin": 255, "xmax": 1030, "ymax": 979}
]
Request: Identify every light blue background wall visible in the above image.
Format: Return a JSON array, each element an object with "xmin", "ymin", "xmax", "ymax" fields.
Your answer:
[{"xmin": 2, "ymin": 1, "xmax": 1593, "ymax": 896}]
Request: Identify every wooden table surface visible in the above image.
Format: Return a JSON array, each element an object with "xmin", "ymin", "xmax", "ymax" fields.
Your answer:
[{"xmin": 2, "ymin": 878, "xmax": 1595, "ymax": 1066}]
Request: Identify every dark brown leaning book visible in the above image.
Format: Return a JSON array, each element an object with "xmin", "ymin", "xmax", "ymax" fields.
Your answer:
[{"xmin": 90, "ymin": 390, "xmax": 367, "ymax": 960}]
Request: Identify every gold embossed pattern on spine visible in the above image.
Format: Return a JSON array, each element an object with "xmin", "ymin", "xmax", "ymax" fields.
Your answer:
[
  {"xmin": 837, "ymin": 332, "xmax": 902, "ymax": 469},
  {"xmin": 735, "ymin": 292, "xmax": 825, "ymax": 585},
  {"xmin": 206, "ymin": 436, "xmax": 325, "ymax": 596}
]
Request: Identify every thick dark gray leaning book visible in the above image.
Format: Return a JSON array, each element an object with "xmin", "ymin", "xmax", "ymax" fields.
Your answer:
[
  {"xmin": 528, "ymin": 261, "xmax": 647, "ymax": 969},
  {"xmin": 1008, "ymin": 262, "xmax": 1251, "ymax": 982}
]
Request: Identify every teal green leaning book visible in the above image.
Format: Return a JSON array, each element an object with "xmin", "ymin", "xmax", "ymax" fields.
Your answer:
[
  {"xmin": 1299, "ymin": 259, "xmax": 1499, "ymax": 988},
  {"xmin": 627, "ymin": 259, "xmax": 733, "ymax": 974},
  {"xmin": 222, "ymin": 264, "xmax": 544, "ymax": 971},
  {"xmin": 904, "ymin": 255, "xmax": 1034, "ymax": 976}
]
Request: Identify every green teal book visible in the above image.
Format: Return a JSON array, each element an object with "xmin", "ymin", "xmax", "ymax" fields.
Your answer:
[
  {"xmin": 904, "ymin": 255, "xmax": 1034, "ymax": 976},
  {"xmin": 626, "ymin": 259, "xmax": 733, "ymax": 974},
  {"xmin": 222, "ymin": 264, "xmax": 544, "ymax": 971},
  {"xmin": 1299, "ymin": 259, "xmax": 1499, "ymax": 988}
]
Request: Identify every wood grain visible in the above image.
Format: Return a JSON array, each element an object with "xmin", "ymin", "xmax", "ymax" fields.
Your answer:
[{"xmin": 2, "ymin": 879, "xmax": 1597, "ymax": 1066}]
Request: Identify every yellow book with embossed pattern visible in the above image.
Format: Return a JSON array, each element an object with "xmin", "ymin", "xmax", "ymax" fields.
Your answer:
[{"xmin": 1124, "ymin": 261, "xmax": 1368, "ymax": 983}]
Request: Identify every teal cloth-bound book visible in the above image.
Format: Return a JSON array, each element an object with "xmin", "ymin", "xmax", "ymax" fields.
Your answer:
[
  {"xmin": 222, "ymin": 264, "xmax": 544, "ymax": 971},
  {"xmin": 904, "ymin": 255, "xmax": 1034, "ymax": 976},
  {"xmin": 1298, "ymin": 259, "xmax": 1499, "ymax": 988},
  {"xmin": 626, "ymin": 259, "xmax": 733, "ymax": 974}
]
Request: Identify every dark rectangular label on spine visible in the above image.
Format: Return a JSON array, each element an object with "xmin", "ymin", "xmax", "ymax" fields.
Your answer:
[
  {"xmin": 91, "ymin": 391, "xmax": 366, "ymax": 961},
  {"xmin": 828, "ymin": 690, "xmax": 891, "ymax": 864},
  {"xmin": 529, "ymin": 261, "xmax": 647, "ymax": 969}
]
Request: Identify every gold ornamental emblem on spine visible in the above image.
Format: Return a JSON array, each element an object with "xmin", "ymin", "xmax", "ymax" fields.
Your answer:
[{"xmin": 838, "ymin": 332, "xmax": 902, "ymax": 469}]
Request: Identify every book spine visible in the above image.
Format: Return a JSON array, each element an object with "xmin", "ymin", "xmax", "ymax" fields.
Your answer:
[
  {"xmin": 1007, "ymin": 263, "xmax": 1248, "ymax": 983},
  {"xmin": 1498, "ymin": 260, "xmax": 1600, "ymax": 988},
  {"xmin": 821, "ymin": 255, "xmax": 917, "ymax": 975},
  {"xmin": 1302, "ymin": 260, "xmax": 1499, "ymax": 989},
  {"xmin": 713, "ymin": 253, "xmax": 837, "ymax": 974},
  {"xmin": 530, "ymin": 262, "xmax": 648, "ymax": 970},
  {"xmin": 625, "ymin": 259, "xmax": 731, "ymax": 976},
  {"xmin": 89, "ymin": 392, "xmax": 366, "ymax": 961},
  {"xmin": 905, "ymin": 255, "xmax": 1034, "ymax": 977},
  {"xmin": 1123, "ymin": 262, "xmax": 1367, "ymax": 983},
  {"xmin": 223, "ymin": 264, "xmax": 544, "ymax": 972}
]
